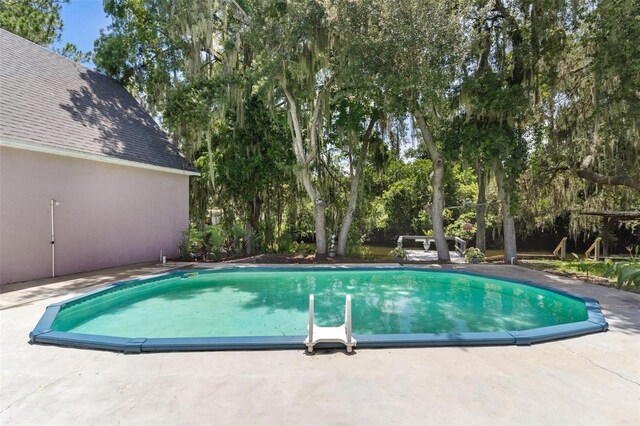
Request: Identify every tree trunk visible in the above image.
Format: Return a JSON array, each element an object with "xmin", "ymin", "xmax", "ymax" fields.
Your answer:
[
  {"xmin": 314, "ymin": 200, "xmax": 327, "ymax": 256},
  {"xmin": 602, "ymin": 217, "xmax": 613, "ymax": 257},
  {"xmin": 264, "ymin": 191, "xmax": 272, "ymax": 250},
  {"xmin": 475, "ymin": 162, "xmax": 487, "ymax": 253},
  {"xmin": 337, "ymin": 119, "xmax": 377, "ymax": 256},
  {"xmin": 283, "ymin": 86, "xmax": 328, "ymax": 255},
  {"xmin": 336, "ymin": 164, "xmax": 361, "ymax": 257},
  {"xmin": 244, "ymin": 197, "xmax": 261, "ymax": 255},
  {"xmin": 276, "ymin": 191, "xmax": 283, "ymax": 246},
  {"xmin": 206, "ymin": 129, "xmax": 216, "ymax": 194},
  {"xmin": 244, "ymin": 222, "xmax": 254, "ymax": 256},
  {"xmin": 414, "ymin": 110, "xmax": 450, "ymax": 262},
  {"xmin": 293, "ymin": 164, "xmax": 327, "ymax": 255},
  {"xmin": 494, "ymin": 160, "xmax": 517, "ymax": 264}
]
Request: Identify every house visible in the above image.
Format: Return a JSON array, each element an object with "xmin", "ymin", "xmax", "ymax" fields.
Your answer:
[{"xmin": 0, "ymin": 29, "xmax": 199, "ymax": 285}]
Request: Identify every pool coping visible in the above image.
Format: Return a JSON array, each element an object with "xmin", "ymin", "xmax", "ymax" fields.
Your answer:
[{"xmin": 29, "ymin": 265, "xmax": 609, "ymax": 353}]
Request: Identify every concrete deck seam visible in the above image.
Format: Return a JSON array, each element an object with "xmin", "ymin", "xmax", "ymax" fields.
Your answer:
[{"xmin": 560, "ymin": 342, "xmax": 640, "ymax": 387}]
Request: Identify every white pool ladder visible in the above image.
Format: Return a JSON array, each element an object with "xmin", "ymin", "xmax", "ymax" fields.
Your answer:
[{"xmin": 304, "ymin": 294, "xmax": 356, "ymax": 353}]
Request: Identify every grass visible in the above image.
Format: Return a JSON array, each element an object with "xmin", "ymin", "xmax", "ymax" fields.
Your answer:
[
  {"xmin": 519, "ymin": 258, "xmax": 640, "ymax": 293},
  {"xmin": 522, "ymin": 259, "xmax": 609, "ymax": 277}
]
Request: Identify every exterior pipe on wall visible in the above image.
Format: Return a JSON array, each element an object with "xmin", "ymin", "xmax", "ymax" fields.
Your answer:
[{"xmin": 50, "ymin": 199, "xmax": 60, "ymax": 277}]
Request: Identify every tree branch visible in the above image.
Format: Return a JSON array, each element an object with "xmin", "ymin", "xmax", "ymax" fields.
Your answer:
[
  {"xmin": 308, "ymin": 75, "xmax": 334, "ymax": 164},
  {"xmin": 413, "ymin": 109, "xmax": 439, "ymax": 162},
  {"xmin": 577, "ymin": 156, "xmax": 640, "ymax": 190},
  {"xmin": 283, "ymin": 86, "xmax": 307, "ymax": 165},
  {"xmin": 356, "ymin": 116, "xmax": 378, "ymax": 179}
]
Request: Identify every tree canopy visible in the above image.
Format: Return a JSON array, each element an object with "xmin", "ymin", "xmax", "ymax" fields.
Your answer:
[
  {"xmin": 0, "ymin": 0, "xmax": 91, "ymax": 63},
  {"xmin": 88, "ymin": 0, "xmax": 639, "ymax": 259}
]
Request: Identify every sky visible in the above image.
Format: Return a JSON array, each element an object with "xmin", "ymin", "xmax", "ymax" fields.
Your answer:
[{"xmin": 56, "ymin": 0, "xmax": 111, "ymax": 67}]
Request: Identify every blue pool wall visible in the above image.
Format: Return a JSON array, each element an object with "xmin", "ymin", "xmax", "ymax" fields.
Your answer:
[{"xmin": 29, "ymin": 266, "xmax": 609, "ymax": 353}]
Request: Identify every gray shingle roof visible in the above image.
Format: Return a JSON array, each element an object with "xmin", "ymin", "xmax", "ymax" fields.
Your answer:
[{"xmin": 0, "ymin": 29, "xmax": 198, "ymax": 174}]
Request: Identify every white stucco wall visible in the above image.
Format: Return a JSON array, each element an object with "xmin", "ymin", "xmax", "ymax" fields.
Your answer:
[{"xmin": 0, "ymin": 146, "xmax": 190, "ymax": 285}]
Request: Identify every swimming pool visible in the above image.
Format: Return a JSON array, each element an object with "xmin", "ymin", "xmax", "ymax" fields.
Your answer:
[{"xmin": 30, "ymin": 266, "xmax": 608, "ymax": 352}]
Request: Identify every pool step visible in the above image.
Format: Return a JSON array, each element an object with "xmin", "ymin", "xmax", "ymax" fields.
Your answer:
[{"xmin": 304, "ymin": 294, "xmax": 357, "ymax": 353}]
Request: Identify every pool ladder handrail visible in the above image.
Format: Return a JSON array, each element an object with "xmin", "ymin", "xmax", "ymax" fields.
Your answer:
[{"xmin": 304, "ymin": 294, "xmax": 356, "ymax": 353}]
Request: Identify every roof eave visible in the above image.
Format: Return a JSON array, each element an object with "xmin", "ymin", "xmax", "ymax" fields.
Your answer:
[{"xmin": 0, "ymin": 137, "xmax": 201, "ymax": 177}]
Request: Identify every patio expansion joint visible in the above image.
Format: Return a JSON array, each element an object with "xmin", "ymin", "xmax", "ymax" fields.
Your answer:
[
  {"xmin": 0, "ymin": 397, "xmax": 22, "ymax": 415},
  {"xmin": 0, "ymin": 376, "xmax": 65, "ymax": 415},
  {"xmin": 559, "ymin": 342, "xmax": 640, "ymax": 387}
]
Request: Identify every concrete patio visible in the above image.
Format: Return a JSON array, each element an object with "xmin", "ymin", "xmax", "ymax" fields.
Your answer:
[{"xmin": 1, "ymin": 262, "xmax": 639, "ymax": 425}]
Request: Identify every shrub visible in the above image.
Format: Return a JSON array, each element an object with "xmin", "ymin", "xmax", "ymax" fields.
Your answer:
[
  {"xmin": 570, "ymin": 253, "xmax": 598, "ymax": 280},
  {"xmin": 177, "ymin": 228, "xmax": 193, "ymax": 261},
  {"xmin": 389, "ymin": 247, "xmax": 408, "ymax": 260},
  {"xmin": 201, "ymin": 225, "xmax": 225, "ymax": 260},
  {"xmin": 277, "ymin": 232, "xmax": 294, "ymax": 253},
  {"xmin": 347, "ymin": 232, "xmax": 372, "ymax": 258},
  {"xmin": 607, "ymin": 263, "xmax": 640, "ymax": 289},
  {"xmin": 289, "ymin": 241, "xmax": 314, "ymax": 255},
  {"xmin": 606, "ymin": 246, "xmax": 640, "ymax": 289},
  {"xmin": 177, "ymin": 224, "xmax": 226, "ymax": 261},
  {"xmin": 463, "ymin": 247, "xmax": 485, "ymax": 263}
]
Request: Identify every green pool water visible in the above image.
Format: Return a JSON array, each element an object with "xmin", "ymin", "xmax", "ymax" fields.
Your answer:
[{"xmin": 51, "ymin": 269, "xmax": 588, "ymax": 338}]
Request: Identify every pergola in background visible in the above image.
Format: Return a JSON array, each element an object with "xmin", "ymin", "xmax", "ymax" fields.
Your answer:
[{"xmin": 579, "ymin": 211, "xmax": 640, "ymax": 256}]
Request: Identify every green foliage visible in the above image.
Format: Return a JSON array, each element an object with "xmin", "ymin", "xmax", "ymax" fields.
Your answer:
[
  {"xmin": 455, "ymin": 7, "xmax": 532, "ymax": 213},
  {"xmin": 379, "ymin": 159, "xmax": 433, "ymax": 234},
  {"xmin": 463, "ymin": 247, "xmax": 485, "ymax": 263},
  {"xmin": 345, "ymin": 231, "xmax": 372, "ymax": 258},
  {"xmin": 177, "ymin": 227, "xmax": 192, "ymax": 261},
  {"xmin": 97, "ymin": 0, "xmax": 639, "ymax": 260},
  {"xmin": 389, "ymin": 247, "xmax": 408, "ymax": 260},
  {"xmin": 585, "ymin": 0, "xmax": 640, "ymax": 153},
  {"xmin": 0, "ymin": 0, "xmax": 67, "ymax": 45},
  {"xmin": 221, "ymin": 222, "xmax": 247, "ymax": 256},
  {"xmin": 276, "ymin": 232, "xmax": 295, "ymax": 254},
  {"xmin": 163, "ymin": 77, "xmax": 224, "ymax": 138},
  {"xmin": 215, "ymin": 99, "xmax": 293, "ymax": 194},
  {"xmin": 444, "ymin": 165, "xmax": 477, "ymax": 208},
  {"xmin": 421, "ymin": 229, "xmax": 433, "ymax": 238},
  {"xmin": 445, "ymin": 211, "xmax": 476, "ymax": 241},
  {"xmin": 94, "ymin": 0, "xmax": 185, "ymax": 111},
  {"xmin": 55, "ymin": 42, "xmax": 91, "ymax": 63},
  {"xmin": 177, "ymin": 224, "xmax": 238, "ymax": 261},
  {"xmin": 606, "ymin": 261, "xmax": 640, "ymax": 289},
  {"xmin": 605, "ymin": 245, "xmax": 640, "ymax": 289},
  {"xmin": 524, "ymin": 258, "xmax": 611, "ymax": 280},
  {"xmin": 286, "ymin": 241, "xmax": 315, "ymax": 256},
  {"xmin": 214, "ymin": 97, "xmax": 294, "ymax": 252},
  {"xmin": 570, "ymin": 253, "xmax": 599, "ymax": 280},
  {"xmin": 520, "ymin": 0, "xmax": 640, "ymax": 234},
  {"xmin": 0, "ymin": 0, "xmax": 90, "ymax": 64},
  {"xmin": 364, "ymin": 0, "xmax": 469, "ymax": 114},
  {"xmin": 247, "ymin": 0, "xmax": 331, "ymax": 98},
  {"xmin": 200, "ymin": 225, "xmax": 226, "ymax": 260}
]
